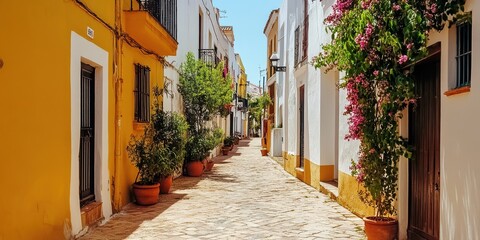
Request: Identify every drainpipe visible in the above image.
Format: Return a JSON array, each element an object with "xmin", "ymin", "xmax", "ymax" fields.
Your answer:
[{"xmin": 112, "ymin": 0, "xmax": 123, "ymax": 213}]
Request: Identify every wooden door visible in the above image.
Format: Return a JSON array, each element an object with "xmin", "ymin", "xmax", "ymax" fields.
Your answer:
[
  {"xmin": 80, "ymin": 63, "xmax": 95, "ymax": 207},
  {"xmin": 299, "ymin": 86, "xmax": 305, "ymax": 168},
  {"xmin": 408, "ymin": 54, "xmax": 440, "ymax": 240}
]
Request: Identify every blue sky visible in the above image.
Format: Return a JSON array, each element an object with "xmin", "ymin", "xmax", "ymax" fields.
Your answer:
[{"xmin": 213, "ymin": 0, "xmax": 283, "ymax": 87}]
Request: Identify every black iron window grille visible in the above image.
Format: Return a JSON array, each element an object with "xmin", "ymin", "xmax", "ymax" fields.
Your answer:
[
  {"xmin": 131, "ymin": 0, "xmax": 177, "ymax": 40},
  {"xmin": 456, "ymin": 21, "xmax": 472, "ymax": 87},
  {"xmin": 294, "ymin": 16, "xmax": 309, "ymax": 67},
  {"xmin": 134, "ymin": 64, "xmax": 151, "ymax": 123}
]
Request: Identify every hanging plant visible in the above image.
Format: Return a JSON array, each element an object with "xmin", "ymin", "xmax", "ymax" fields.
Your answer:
[{"xmin": 314, "ymin": 0, "xmax": 466, "ymax": 217}]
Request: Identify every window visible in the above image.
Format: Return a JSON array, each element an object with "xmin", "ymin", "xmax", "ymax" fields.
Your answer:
[
  {"xmin": 294, "ymin": 16, "xmax": 309, "ymax": 67},
  {"xmin": 456, "ymin": 21, "xmax": 472, "ymax": 87},
  {"xmin": 134, "ymin": 64, "xmax": 150, "ymax": 122},
  {"xmin": 199, "ymin": 12, "xmax": 203, "ymax": 49}
]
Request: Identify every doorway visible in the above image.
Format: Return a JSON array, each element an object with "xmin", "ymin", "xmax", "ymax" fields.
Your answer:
[
  {"xmin": 299, "ymin": 85, "xmax": 305, "ymax": 168},
  {"xmin": 408, "ymin": 53, "xmax": 440, "ymax": 240},
  {"xmin": 79, "ymin": 63, "xmax": 96, "ymax": 207}
]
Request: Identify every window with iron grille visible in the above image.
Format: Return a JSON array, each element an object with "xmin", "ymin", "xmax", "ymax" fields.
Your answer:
[
  {"xmin": 294, "ymin": 16, "xmax": 308, "ymax": 67},
  {"xmin": 456, "ymin": 21, "xmax": 472, "ymax": 87},
  {"xmin": 134, "ymin": 64, "xmax": 150, "ymax": 122}
]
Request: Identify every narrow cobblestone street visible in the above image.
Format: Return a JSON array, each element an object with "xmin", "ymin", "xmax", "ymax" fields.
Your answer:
[{"xmin": 81, "ymin": 138, "xmax": 364, "ymax": 239}]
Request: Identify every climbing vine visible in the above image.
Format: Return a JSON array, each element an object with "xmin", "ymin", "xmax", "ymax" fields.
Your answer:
[{"xmin": 314, "ymin": 0, "xmax": 466, "ymax": 217}]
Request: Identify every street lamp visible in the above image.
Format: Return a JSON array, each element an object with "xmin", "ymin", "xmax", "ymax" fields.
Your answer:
[{"xmin": 269, "ymin": 52, "xmax": 286, "ymax": 72}]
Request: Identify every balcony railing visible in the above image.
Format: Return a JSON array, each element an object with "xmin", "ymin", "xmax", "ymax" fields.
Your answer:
[
  {"xmin": 294, "ymin": 15, "xmax": 309, "ymax": 67},
  {"xmin": 131, "ymin": 0, "xmax": 177, "ymax": 40},
  {"xmin": 199, "ymin": 49, "xmax": 220, "ymax": 66}
]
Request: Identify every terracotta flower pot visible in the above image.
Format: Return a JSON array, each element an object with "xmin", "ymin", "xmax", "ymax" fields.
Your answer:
[
  {"xmin": 159, "ymin": 176, "xmax": 173, "ymax": 194},
  {"xmin": 261, "ymin": 149, "xmax": 268, "ymax": 156},
  {"xmin": 363, "ymin": 217, "xmax": 398, "ymax": 240},
  {"xmin": 132, "ymin": 183, "xmax": 160, "ymax": 205},
  {"xmin": 222, "ymin": 147, "xmax": 229, "ymax": 155},
  {"xmin": 186, "ymin": 161, "xmax": 204, "ymax": 177},
  {"xmin": 229, "ymin": 145, "xmax": 233, "ymax": 151},
  {"xmin": 205, "ymin": 161, "xmax": 214, "ymax": 171}
]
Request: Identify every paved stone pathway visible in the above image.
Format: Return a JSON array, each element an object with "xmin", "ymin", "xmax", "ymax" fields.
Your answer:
[{"xmin": 81, "ymin": 138, "xmax": 364, "ymax": 239}]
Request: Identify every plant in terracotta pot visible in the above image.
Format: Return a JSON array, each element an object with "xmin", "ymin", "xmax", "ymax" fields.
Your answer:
[
  {"xmin": 178, "ymin": 52, "xmax": 234, "ymax": 176},
  {"xmin": 184, "ymin": 131, "xmax": 211, "ymax": 176},
  {"xmin": 221, "ymin": 147, "xmax": 230, "ymax": 156},
  {"xmin": 126, "ymin": 125, "xmax": 166, "ymax": 205},
  {"xmin": 223, "ymin": 136, "xmax": 235, "ymax": 152},
  {"xmin": 314, "ymin": 0, "xmax": 466, "ymax": 238},
  {"xmin": 260, "ymin": 147, "xmax": 268, "ymax": 156},
  {"xmin": 150, "ymin": 106, "xmax": 188, "ymax": 194},
  {"xmin": 204, "ymin": 128, "xmax": 223, "ymax": 171}
]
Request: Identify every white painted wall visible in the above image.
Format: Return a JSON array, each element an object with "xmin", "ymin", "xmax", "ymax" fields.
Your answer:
[
  {"xmin": 164, "ymin": 0, "xmax": 241, "ymax": 138},
  {"xmin": 278, "ymin": 0, "xmax": 337, "ymax": 172},
  {"xmin": 338, "ymin": 85, "xmax": 360, "ymax": 174},
  {"xmin": 406, "ymin": 1, "xmax": 479, "ymax": 238},
  {"xmin": 281, "ymin": 0, "xmax": 480, "ymax": 238},
  {"xmin": 278, "ymin": 0, "xmax": 295, "ymax": 155},
  {"xmin": 163, "ymin": 0, "xmax": 240, "ymax": 112}
]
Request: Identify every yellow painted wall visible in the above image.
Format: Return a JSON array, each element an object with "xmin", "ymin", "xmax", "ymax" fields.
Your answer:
[
  {"xmin": 113, "ymin": 44, "xmax": 165, "ymax": 211},
  {"xmin": 236, "ymin": 56, "xmax": 247, "ymax": 98},
  {"xmin": 266, "ymin": 19, "xmax": 278, "ymax": 79},
  {"xmin": 0, "ymin": 1, "xmax": 115, "ymax": 239},
  {"xmin": 337, "ymin": 171, "xmax": 375, "ymax": 217},
  {"xmin": 282, "ymin": 152, "xmax": 329, "ymax": 190},
  {"xmin": 0, "ymin": 0, "xmax": 174, "ymax": 238},
  {"xmin": 266, "ymin": 120, "xmax": 272, "ymax": 152},
  {"xmin": 235, "ymin": 55, "xmax": 248, "ymax": 137},
  {"xmin": 283, "ymin": 152, "xmax": 297, "ymax": 176}
]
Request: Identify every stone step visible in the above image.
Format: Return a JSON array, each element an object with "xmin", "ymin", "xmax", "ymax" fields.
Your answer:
[{"xmin": 319, "ymin": 180, "xmax": 339, "ymax": 201}]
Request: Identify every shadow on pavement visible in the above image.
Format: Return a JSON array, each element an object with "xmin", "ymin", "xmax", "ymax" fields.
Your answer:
[
  {"xmin": 81, "ymin": 139, "xmax": 249, "ymax": 239},
  {"xmin": 82, "ymin": 192, "xmax": 187, "ymax": 239}
]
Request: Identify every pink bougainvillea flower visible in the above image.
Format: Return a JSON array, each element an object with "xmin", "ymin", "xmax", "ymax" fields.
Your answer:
[
  {"xmin": 398, "ymin": 54, "xmax": 408, "ymax": 64},
  {"xmin": 431, "ymin": 3, "xmax": 437, "ymax": 13},
  {"xmin": 325, "ymin": 0, "xmax": 353, "ymax": 25}
]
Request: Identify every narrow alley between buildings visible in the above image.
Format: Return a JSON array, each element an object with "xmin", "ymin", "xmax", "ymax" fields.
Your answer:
[{"xmin": 81, "ymin": 138, "xmax": 364, "ymax": 239}]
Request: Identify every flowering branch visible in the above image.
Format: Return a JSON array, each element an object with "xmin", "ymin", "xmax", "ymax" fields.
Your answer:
[{"xmin": 315, "ymin": 0, "xmax": 465, "ymax": 217}]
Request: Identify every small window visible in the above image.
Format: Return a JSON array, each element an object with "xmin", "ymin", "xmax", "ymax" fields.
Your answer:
[
  {"xmin": 134, "ymin": 64, "xmax": 150, "ymax": 123},
  {"xmin": 456, "ymin": 21, "xmax": 472, "ymax": 87}
]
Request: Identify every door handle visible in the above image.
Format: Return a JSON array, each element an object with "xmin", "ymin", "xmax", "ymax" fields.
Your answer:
[{"xmin": 434, "ymin": 183, "xmax": 440, "ymax": 191}]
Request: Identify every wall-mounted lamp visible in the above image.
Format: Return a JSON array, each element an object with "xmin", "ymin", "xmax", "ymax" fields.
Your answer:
[{"xmin": 269, "ymin": 53, "xmax": 286, "ymax": 72}]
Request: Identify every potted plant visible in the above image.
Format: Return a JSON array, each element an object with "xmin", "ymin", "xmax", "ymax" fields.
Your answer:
[
  {"xmin": 233, "ymin": 134, "xmax": 240, "ymax": 145},
  {"xmin": 204, "ymin": 128, "xmax": 223, "ymax": 171},
  {"xmin": 260, "ymin": 147, "xmax": 268, "ymax": 156},
  {"xmin": 126, "ymin": 125, "xmax": 164, "ymax": 205},
  {"xmin": 185, "ymin": 131, "xmax": 211, "ymax": 176},
  {"xmin": 314, "ymin": 0, "xmax": 465, "ymax": 238},
  {"xmin": 221, "ymin": 146, "xmax": 230, "ymax": 156},
  {"xmin": 223, "ymin": 136, "xmax": 235, "ymax": 151},
  {"xmin": 150, "ymin": 108, "xmax": 188, "ymax": 194},
  {"xmin": 178, "ymin": 53, "xmax": 234, "ymax": 177}
]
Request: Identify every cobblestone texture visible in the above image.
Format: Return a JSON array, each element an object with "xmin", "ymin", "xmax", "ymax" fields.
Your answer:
[{"xmin": 81, "ymin": 138, "xmax": 365, "ymax": 239}]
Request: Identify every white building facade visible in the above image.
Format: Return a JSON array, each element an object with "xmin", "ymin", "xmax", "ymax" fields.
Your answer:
[
  {"xmin": 164, "ymin": 0, "xmax": 241, "ymax": 140},
  {"xmin": 272, "ymin": 0, "xmax": 480, "ymax": 239},
  {"xmin": 274, "ymin": 0, "xmax": 338, "ymax": 188}
]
